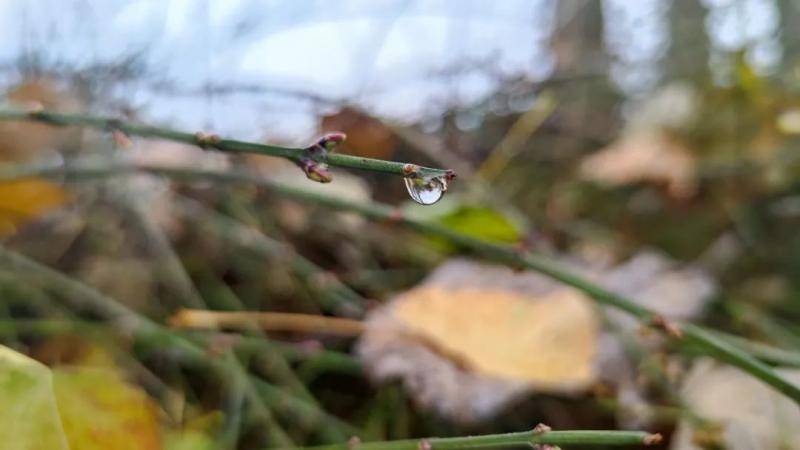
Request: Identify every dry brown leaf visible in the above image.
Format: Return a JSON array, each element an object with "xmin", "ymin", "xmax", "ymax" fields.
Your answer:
[
  {"xmin": 670, "ymin": 359, "xmax": 800, "ymax": 450},
  {"xmin": 1, "ymin": 80, "xmax": 81, "ymax": 162},
  {"xmin": 320, "ymin": 107, "xmax": 398, "ymax": 160},
  {"xmin": 580, "ymin": 131, "xmax": 697, "ymax": 198}
]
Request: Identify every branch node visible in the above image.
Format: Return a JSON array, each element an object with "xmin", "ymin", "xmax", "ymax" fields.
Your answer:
[
  {"xmin": 306, "ymin": 132, "xmax": 347, "ymax": 161},
  {"xmin": 194, "ymin": 131, "xmax": 221, "ymax": 148},
  {"xmin": 318, "ymin": 132, "xmax": 347, "ymax": 151},
  {"xmin": 643, "ymin": 433, "xmax": 663, "ymax": 446},
  {"xmin": 444, "ymin": 169, "xmax": 457, "ymax": 182},
  {"xmin": 532, "ymin": 423, "xmax": 552, "ymax": 434},
  {"xmin": 347, "ymin": 436, "xmax": 361, "ymax": 449},
  {"xmin": 402, "ymin": 163, "xmax": 420, "ymax": 176},
  {"xmin": 650, "ymin": 314, "xmax": 683, "ymax": 339},
  {"xmin": 298, "ymin": 158, "xmax": 333, "ymax": 183}
]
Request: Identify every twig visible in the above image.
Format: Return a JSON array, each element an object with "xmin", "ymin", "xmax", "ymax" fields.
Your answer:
[
  {"xmin": 4, "ymin": 159, "xmax": 800, "ymax": 406},
  {"xmin": 477, "ymin": 90, "xmax": 557, "ymax": 181},
  {"xmin": 0, "ymin": 108, "xmax": 453, "ymax": 180},
  {"xmin": 170, "ymin": 309, "xmax": 365, "ymax": 337},
  {"xmin": 291, "ymin": 429, "xmax": 661, "ymax": 449},
  {"xmin": 708, "ymin": 331, "xmax": 800, "ymax": 368}
]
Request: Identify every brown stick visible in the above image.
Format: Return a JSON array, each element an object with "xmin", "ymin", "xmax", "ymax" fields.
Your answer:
[{"xmin": 169, "ymin": 308, "xmax": 365, "ymax": 337}]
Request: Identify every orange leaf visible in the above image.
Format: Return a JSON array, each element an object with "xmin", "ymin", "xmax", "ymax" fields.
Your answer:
[{"xmin": 0, "ymin": 178, "xmax": 68, "ymax": 236}]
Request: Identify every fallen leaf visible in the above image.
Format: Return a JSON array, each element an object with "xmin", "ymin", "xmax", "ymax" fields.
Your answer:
[
  {"xmin": 777, "ymin": 108, "xmax": 800, "ymax": 135},
  {"xmin": 580, "ymin": 131, "xmax": 697, "ymax": 199},
  {"xmin": 357, "ymin": 258, "xmax": 599, "ymax": 422},
  {"xmin": 0, "ymin": 80, "xmax": 80, "ymax": 162},
  {"xmin": 391, "ymin": 286, "xmax": 597, "ymax": 385},
  {"xmin": 53, "ymin": 366, "xmax": 162, "ymax": 450},
  {"xmin": 670, "ymin": 358, "xmax": 800, "ymax": 450},
  {"xmin": 0, "ymin": 345, "xmax": 69, "ymax": 450},
  {"xmin": 358, "ymin": 253, "xmax": 715, "ymax": 424},
  {"xmin": 0, "ymin": 178, "xmax": 68, "ymax": 237}
]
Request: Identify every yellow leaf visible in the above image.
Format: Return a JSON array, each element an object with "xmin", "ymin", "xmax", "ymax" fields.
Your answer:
[
  {"xmin": 0, "ymin": 178, "xmax": 67, "ymax": 236},
  {"xmin": 671, "ymin": 359, "xmax": 800, "ymax": 450},
  {"xmin": 358, "ymin": 259, "xmax": 600, "ymax": 422},
  {"xmin": 0, "ymin": 345, "xmax": 69, "ymax": 450},
  {"xmin": 391, "ymin": 285, "xmax": 598, "ymax": 388},
  {"xmin": 53, "ymin": 366, "xmax": 162, "ymax": 450}
]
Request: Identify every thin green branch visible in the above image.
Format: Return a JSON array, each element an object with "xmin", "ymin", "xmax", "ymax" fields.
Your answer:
[
  {"xmin": 705, "ymin": 330, "xmax": 800, "ymax": 368},
  {"xmin": 6, "ymin": 158, "xmax": 800, "ymax": 406},
  {"xmin": 0, "ymin": 108, "xmax": 452, "ymax": 180},
  {"xmin": 292, "ymin": 429, "xmax": 661, "ymax": 449}
]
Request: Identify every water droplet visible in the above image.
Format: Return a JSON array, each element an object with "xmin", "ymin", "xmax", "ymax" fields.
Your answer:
[{"xmin": 404, "ymin": 176, "xmax": 447, "ymax": 205}]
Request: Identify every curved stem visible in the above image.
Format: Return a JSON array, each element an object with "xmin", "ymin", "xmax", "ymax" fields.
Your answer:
[{"xmin": 0, "ymin": 109, "xmax": 452, "ymax": 180}]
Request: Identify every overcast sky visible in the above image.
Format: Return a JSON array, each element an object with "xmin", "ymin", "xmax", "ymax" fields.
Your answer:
[{"xmin": 0, "ymin": 0, "xmax": 781, "ymax": 141}]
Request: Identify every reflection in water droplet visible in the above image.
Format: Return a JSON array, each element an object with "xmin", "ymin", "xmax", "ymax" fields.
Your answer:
[{"xmin": 404, "ymin": 176, "xmax": 447, "ymax": 205}]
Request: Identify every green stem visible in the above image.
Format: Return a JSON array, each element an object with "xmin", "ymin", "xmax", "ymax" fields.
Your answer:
[
  {"xmin": 0, "ymin": 109, "xmax": 451, "ymax": 180},
  {"xmin": 707, "ymin": 330, "xmax": 800, "ymax": 368},
  {"xmin": 292, "ymin": 430, "xmax": 660, "ymax": 449}
]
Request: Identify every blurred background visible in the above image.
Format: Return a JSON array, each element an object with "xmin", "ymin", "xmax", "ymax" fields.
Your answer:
[{"xmin": 2, "ymin": 1, "xmax": 800, "ymax": 449}]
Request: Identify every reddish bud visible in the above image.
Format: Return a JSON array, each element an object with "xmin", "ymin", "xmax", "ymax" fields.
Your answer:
[
  {"xmin": 318, "ymin": 132, "xmax": 347, "ymax": 150},
  {"xmin": 299, "ymin": 159, "xmax": 333, "ymax": 183},
  {"xmin": 643, "ymin": 433, "xmax": 663, "ymax": 446},
  {"xmin": 650, "ymin": 314, "xmax": 683, "ymax": 339},
  {"xmin": 532, "ymin": 423, "xmax": 552, "ymax": 434}
]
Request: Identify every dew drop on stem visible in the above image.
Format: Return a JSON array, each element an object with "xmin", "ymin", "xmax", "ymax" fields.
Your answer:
[{"xmin": 404, "ymin": 175, "xmax": 448, "ymax": 205}]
